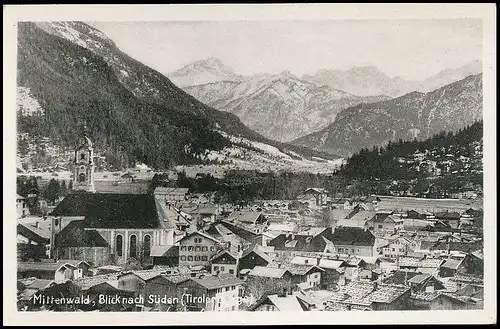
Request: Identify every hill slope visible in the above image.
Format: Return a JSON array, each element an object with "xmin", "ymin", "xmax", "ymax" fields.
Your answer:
[
  {"xmin": 16, "ymin": 22, "xmax": 337, "ymax": 171},
  {"xmin": 292, "ymin": 74, "xmax": 483, "ymax": 157}
]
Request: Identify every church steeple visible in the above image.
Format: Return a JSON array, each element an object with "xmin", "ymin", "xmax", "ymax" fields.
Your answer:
[{"xmin": 73, "ymin": 124, "xmax": 95, "ymax": 192}]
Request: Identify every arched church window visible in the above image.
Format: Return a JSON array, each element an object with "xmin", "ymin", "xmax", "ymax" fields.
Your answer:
[
  {"xmin": 130, "ymin": 235, "xmax": 137, "ymax": 258},
  {"xmin": 79, "ymin": 173, "xmax": 86, "ymax": 182},
  {"xmin": 80, "ymin": 153, "xmax": 85, "ymax": 160},
  {"xmin": 116, "ymin": 235, "xmax": 123, "ymax": 257},
  {"xmin": 143, "ymin": 235, "xmax": 151, "ymax": 258}
]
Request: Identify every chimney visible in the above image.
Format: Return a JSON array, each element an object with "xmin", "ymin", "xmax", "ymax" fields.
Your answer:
[{"xmin": 34, "ymin": 221, "xmax": 40, "ymax": 228}]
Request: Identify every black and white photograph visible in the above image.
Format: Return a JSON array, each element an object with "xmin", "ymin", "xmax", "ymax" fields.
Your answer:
[{"xmin": 3, "ymin": 4, "xmax": 496, "ymax": 326}]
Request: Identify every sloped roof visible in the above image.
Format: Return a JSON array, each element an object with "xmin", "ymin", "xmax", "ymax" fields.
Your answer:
[
  {"xmin": 277, "ymin": 263, "xmax": 324, "ymax": 276},
  {"xmin": 241, "ymin": 245, "xmax": 273, "ymax": 264},
  {"xmin": 442, "ymin": 258, "xmax": 463, "ymax": 270},
  {"xmin": 368, "ymin": 285, "xmax": 409, "ymax": 304},
  {"xmin": 18, "ymin": 261, "xmax": 76, "ymax": 272},
  {"xmin": 331, "ymin": 227, "xmax": 376, "ymax": 246},
  {"xmin": 408, "ymin": 273, "xmax": 432, "ymax": 285},
  {"xmin": 318, "ymin": 259, "xmax": 345, "ymax": 270},
  {"xmin": 211, "ymin": 250, "xmax": 239, "ymax": 262},
  {"xmin": 55, "ymin": 220, "xmax": 109, "ymax": 248},
  {"xmin": 191, "ymin": 275, "xmax": 242, "ymax": 290},
  {"xmin": 304, "ymin": 188, "xmax": 327, "ymax": 194},
  {"xmin": 178, "ymin": 231, "xmax": 222, "ymax": 244},
  {"xmin": 154, "ymin": 187, "xmax": 189, "ymax": 195},
  {"xmin": 26, "ymin": 279, "xmax": 55, "ymax": 290},
  {"xmin": 50, "ymin": 193, "xmax": 160, "ymax": 229},
  {"xmin": 248, "ymin": 266, "xmax": 291, "ymax": 279},
  {"xmin": 150, "ymin": 245, "xmax": 178, "ymax": 258},
  {"xmin": 267, "ymin": 294, "xmax": 309, "ymax": 311},
  {"xmin": 17, "ymin": 223, "xmax": 50, "ymax": 244},
  {"xmin": 74, "ymin": 273, "xmax": 120, "ymax": 290},
  {"xmin": 226, "ymin": 211, "xmax": 263, "ymax": 224}
]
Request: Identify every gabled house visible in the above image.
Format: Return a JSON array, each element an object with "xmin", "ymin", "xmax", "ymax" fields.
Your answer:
[
  {"xmin": 366, "ymin": 213, "xmax": 404, "ymax": 233},
  {"xmin": 177, "ymin": 275, "xmax": 243, "ymax": 312},
  {"xmin": 328, "ymin": 227, "xmax": 377, "ymax": 257},
  {"xmin": 274, "ymin": 263, "xmax": 324, "ymax": 289},
  {"xmin": 17, "ymin": 260, "xmax": 86, "ymax": 283},
  {"xmin": 154, "ymin": 187, "xmax": 189, "ymax": 202},
  {"xmin": 434, "ymin": 211, "xmax": 461, "ymax": 229},
  {"xmin": 246, "ymin": 266, "xmax": 295, "ymax": 300},
  {"xmin": 17, "ymin": 194, "xmax": 30, "ymax": 218},
  {"xmin": 178, "ymin": 231, "xmax": 223, "ymax": 267},
  {"xmin": 267, "ymin": 227, "xmax": 335, "ymax": 256},
  {"xmin": 411, "ymin": 291, "xmax": 479, "ymax": 310},
  {"xmin": 248, "ymin": 293, "xmax": 313, "ymax": 311},
  {"xmin": 301, "ymin": 188, "xmax": 328, "ymax": 206},
  {"xmin": 211, "ymin": 250, "xmax": 239, "ymax": 277},
  {"xmin": 407, "ymin": 273, "xmax": 445, "ymax": 294},
  {"xmin": 380, "ymin": 236, "xmax": 411, "ymax": 259},
  {"xmin": 239, "ymin": 245, "xmax": 273, "ymax": 272},
  {"xmin": 144, "ymin": 274, "xmax": 191, "ymax": 311}
]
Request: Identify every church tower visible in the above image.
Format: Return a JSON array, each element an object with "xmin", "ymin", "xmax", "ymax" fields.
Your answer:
[{"xmin": 73, "ymin": 126, "xmax": 95, "ymax": 192}]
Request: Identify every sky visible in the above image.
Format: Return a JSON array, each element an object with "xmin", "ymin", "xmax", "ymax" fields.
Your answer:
[{"xmin": 89, "ymin": 19, "xmax": 482, "ymax": 81}]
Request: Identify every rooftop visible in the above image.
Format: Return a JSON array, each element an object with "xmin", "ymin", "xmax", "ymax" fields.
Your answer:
[
  {"xmin": 191, "ymin": 275, "xmax": 242, "ymax": 290},
  {"xmin": 248, "ymin": 266, "xmax": 291, "ymax": 279},
  {"xmin": 50, "ymin": 193, "xmax": 161, "ymax": 229}
]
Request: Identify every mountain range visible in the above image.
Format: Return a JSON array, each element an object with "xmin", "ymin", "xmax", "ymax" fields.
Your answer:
[
  {"xmin": 16, "ymin": 22, "xmax": 337, "ymax": 171},
  {"xmin": 169, "ymin": 58, "xmax": 481, "ymax": 142},
  {"xmin": 183, "ymin": 72, "xmax": 389, "ymax": 142},
  {"xmin": 292, "ymin": 73, "xmax": 483, "ymax": 156}
]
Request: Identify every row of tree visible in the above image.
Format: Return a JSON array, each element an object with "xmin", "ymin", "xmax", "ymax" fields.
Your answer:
[{"xmin": 17, "ymin": 176, "xmax": 73, "ymax": 215}]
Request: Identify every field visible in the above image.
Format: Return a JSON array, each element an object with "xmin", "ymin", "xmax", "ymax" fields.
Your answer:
[{"xmin": 376, "ymin": 195, "xmax": 483, "ymax": 212}]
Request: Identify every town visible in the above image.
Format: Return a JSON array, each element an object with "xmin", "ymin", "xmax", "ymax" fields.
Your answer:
[{"xmin": 16, "ymin": 133, "xmax": 484, "ymax": 312}]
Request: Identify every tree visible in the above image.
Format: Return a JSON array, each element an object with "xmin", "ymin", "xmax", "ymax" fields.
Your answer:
[
  {"xmin": 44, "ymin": 179, "xmax": 61, "ymax": 205},
  {"xmin": 60, "ymin": 180, "xmax": 68, "ymax": 196}
]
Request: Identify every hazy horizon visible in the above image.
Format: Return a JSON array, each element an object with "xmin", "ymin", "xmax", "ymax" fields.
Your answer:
[{"xmin": 89, "ymin": 19, "xmax": 482, "ymax": 81}]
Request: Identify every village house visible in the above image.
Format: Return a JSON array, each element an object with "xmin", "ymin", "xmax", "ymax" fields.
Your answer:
[
  {"xmin": 410, "ymin": 291, "xmax": 479, "ymax": 310},
  {"xmin": 17, "ymin": 194, "xmax": 30, "ymax": 218},
  {"xmin": 366, "ymin": 212, "xmax": 404, "ymax": 233},
  {"xmin": 177, "ymin": 274, "xmax": 243, "ymax": 312},
  {"xmin": 211, "ymin": 250, "xmax": 239, "ymax": 277},
  {"xmin": 143, "ymin": 274, "xmax": 192, "ymax": 311},
  {"xmin": 267, "ymin": 227, "xmax": 336, "ymax": 258},
  {"xmin": 245, "ymin": 266, "xmax": 295, "ymax": 300},
  {"xmin": 300, "ymin": 188, "xmax": 328, "ymax": 206},
  {"xmin": 331, "ymin": 281, "xmax": 411, "ymax": 311},
  {"xmin": 380, "ymin": 236, "xmax": 411, "ymax": 259},
  {"xmin": 178, "ymin": 231, "xmax": 223, "ymax": 267},
  {"xmin": 238, "ymin": 245, "xmax": 273, "ymax": 272},
  {"xmin": 407, "ymin": 273, "xmax": 446, "ymax": 294},
  {"xmin": 248, "ymin": 293, "xmax": 314, "ymax": 311},
  {"xmin": 154, "ymin": 187, "xmax": 190, "ymax": 203},
  {"xmin": 439, "ymin": 257, "xmax": 468, "ymax": 277},
  {"xmin": 17, "ymin": 260, "xmax": 90, "ymax": 283},
  {"xmin": 328, "ymin": 226, "xmax": 377, "ymax": 257},
  {"xmin": 336, "ymin": 208, "xmax": 376, "ymax": 229},
  {"xmin": 17, "ymin": 220, "xmax": 51, "ymax": 260},
  {"xmin": 273, "ymin": 263, "xmax": 324, "ymax": 290},
  {"xmin": 318, "ymin": 258, "xmax": 345, "ymax": 289},
  {"xmin": 434, "ymin": 211, "xmax": 461, "ymax": 229},
  {"xmin": 396, "ymin": 256, "xmax": 444, "ymax": 275}
]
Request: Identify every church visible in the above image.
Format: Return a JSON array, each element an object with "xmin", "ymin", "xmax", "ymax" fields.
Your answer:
[{"xmin": 49, "ymin": 130, "xmax": 176, "ymax": 267}]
